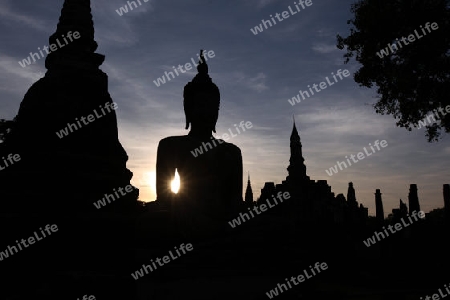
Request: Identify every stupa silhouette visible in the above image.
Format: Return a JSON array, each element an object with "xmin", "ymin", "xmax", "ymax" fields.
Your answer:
[
  {"xmin": 0, "ymin": 0, "xmax": 138, "ymax": 212},
  {"xmin": 0, "ymin": 1, "xmax": 138, "ymax": 299}
]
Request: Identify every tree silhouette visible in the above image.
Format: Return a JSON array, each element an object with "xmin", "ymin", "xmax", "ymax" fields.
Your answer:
[
  {"xmin": 337, "ymin": 0, "xmax": 450, "ymax": 142},
  {"xmin": 0, "ymin": 119, "xmax": 14, "ymax": 143}
]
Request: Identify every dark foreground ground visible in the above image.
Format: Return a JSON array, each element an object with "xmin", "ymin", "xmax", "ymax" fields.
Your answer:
[{"xmin": 0, "ymin": 207, "xmax": 448, "ymax": 300}]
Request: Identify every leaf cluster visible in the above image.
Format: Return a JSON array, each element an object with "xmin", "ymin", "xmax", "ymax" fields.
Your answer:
[{"xmin": 337, "ymin": 0, "xmax": 450, "ymax": 142}]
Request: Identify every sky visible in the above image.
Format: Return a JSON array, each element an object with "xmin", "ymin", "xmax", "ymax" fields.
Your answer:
[{"xmin": 0, "ymin": 0, "xmax": 449, "ymax": 216}]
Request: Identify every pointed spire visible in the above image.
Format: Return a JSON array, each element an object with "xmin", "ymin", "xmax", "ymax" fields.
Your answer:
[
  {"xmin": 287, "ymin": 115, "xmax": 307, "ymax": 180},
  {"xmin": 49, "ymin": 0, "xmax": 97, "ymax": 51},
  {"xmin": 45, "ymin": 0, "xmax": 104, "ymax": 69},
  {"xmin": 245, "ymin": 171, "xmax": 253, "ymax": 205},
  {"xmin": 51, "ymin": 0, "xmax": 97, "ymax": 50},
  {"xmin": 290, "ymin": 115, "xmax": 300, "ymax": 143}
]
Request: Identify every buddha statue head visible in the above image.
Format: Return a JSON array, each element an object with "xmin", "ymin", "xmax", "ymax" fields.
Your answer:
[{"xmin": 183, "ymin": 50, "xmax": 220, "ymax": 134}]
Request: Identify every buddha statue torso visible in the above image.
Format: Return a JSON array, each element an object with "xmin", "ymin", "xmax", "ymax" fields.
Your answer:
[{"xmin": 156, "ymin": 135, "xmax": 242, "ymax": 214}]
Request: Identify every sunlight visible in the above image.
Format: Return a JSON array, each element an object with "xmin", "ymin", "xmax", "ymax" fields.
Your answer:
[
  {"xmin": 147, "ymin": 171, "xmax": 156, "ymax": 193},
  {"xmin": 171, "ymin": 168, "xmax": 180, "ymax": 194}
]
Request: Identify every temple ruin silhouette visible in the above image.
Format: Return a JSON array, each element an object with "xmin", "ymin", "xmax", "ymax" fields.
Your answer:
[
  {"xmin": 257, "ymin": 120, "xmax": 368, "ymax": 226},
  {"xmin": 0, "ymin": 0, "xmax": 449, "ymax": 299}
]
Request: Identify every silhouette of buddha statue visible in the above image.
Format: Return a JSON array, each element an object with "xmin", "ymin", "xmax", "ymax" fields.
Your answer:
[{"xmin": 156, "ymin": 50, "xmax": 243, "ymax": 221}]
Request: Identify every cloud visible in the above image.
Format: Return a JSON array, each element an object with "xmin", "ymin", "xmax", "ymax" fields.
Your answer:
[
  {"xmin": 232, "ymin": 72, "xmax": 269, "ymax": 93},
  {"xmin": 0, "ymin": 2, "xmax": 49, "ymax": 32},
  {"xmin": 247, "ymin": 0, "xmax": 278, "ymax": 9},
  {"xmin": 312, "ymin": 43, "xmax": 339, "ymax": 54},
  {"xmin": 0, "ymin": 54, "xmax": 44, "ymax": 88},
  {"xmin": 90, "ymin": 0, "xmax": 155, "ymax": 47}
]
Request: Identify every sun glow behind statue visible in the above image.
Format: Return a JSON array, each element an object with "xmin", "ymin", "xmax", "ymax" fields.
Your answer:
[{"xmin": 171, "ymin": 168, "xmax": 180, "ymax": 194}]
